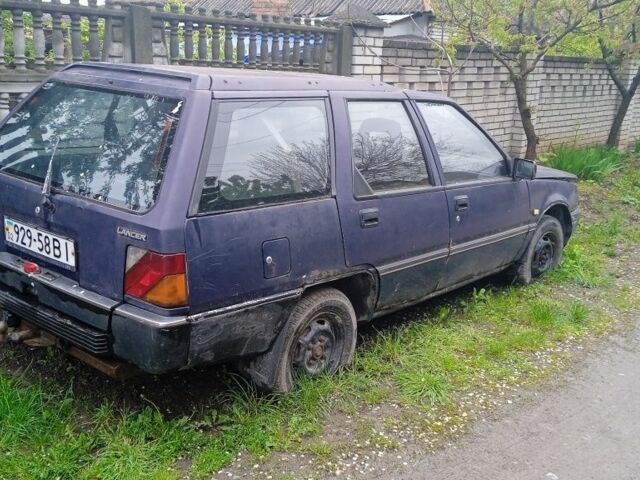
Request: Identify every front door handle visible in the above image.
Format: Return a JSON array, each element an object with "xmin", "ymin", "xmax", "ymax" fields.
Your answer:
[
  {"xmin": 359, "ymin": 208, "xmax": 379, "ymax": 228},
  {"xmin": 454, "ymin": 195, "xmax": 469, "ymax": 211}
]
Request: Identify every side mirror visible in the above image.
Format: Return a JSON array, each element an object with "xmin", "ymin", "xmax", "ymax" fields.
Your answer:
[{"xmin": 512, "ymin": 157, "xmax": 537, "ymax": 180}]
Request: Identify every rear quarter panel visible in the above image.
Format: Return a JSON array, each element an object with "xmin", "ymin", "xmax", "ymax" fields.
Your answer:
[{"xmin": 185, "ymin": 198, "xmax": 346, "ymax": 313}]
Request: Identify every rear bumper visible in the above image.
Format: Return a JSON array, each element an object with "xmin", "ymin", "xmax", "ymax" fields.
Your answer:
[
  {"xmin": 0, "ymin": 287, "xmax": 110, "ymax": 354},
  {"xmin": 0, "ymin": 252, "xmax": 297, "ymax": 374}
]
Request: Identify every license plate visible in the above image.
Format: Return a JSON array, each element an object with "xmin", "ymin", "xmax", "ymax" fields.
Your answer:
[{"xmin": 4, "ymin": 217, "xmax": 76, "ymax": 269}]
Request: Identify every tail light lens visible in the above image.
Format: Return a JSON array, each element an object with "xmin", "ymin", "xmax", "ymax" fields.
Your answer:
[{"xmin": 124, "ymin": 247, "xmax": 188, "ymax": 308}]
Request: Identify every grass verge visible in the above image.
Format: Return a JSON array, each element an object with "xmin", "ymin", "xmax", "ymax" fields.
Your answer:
[{"xmin": 1, "ymin": 154, "xmax": 639, "ymax": 479}]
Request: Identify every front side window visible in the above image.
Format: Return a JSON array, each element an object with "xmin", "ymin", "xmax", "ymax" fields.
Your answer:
[
  {"xmin": 0, "ymin": 82, "xmax": 182, "ymax": 212},
  {"xmin": 417, "ymin": 102, "xmax": 508, "ymax": 184},
  {"xmin": 348, "ymin": 101, "xmax": 429, "ymax": 195},
  {"xmin": 198, "ymin": 99, "xmax": 330, "ymax": 213}
]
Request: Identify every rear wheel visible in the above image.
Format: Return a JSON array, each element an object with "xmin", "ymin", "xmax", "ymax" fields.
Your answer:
[
  {"xmin": 514, "ymin": 215, "xmax": 564, "ymax": 285},
  {"xmin": 241, "ymin": 288, "xmax": 357, "ymax": 393}
]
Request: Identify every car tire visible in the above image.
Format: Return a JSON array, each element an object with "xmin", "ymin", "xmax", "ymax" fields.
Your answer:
[
  {"xmin": 514, "ymin": 215, "xmax": 564, "ymax": 285},
  {"xmin": 240, "ymin": 288, "xmax": 357, "ymax": 393}
]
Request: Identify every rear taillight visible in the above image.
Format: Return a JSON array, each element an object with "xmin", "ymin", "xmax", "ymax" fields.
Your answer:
[{"xmin": 124, "ymin": 247, "xmax": 188, "ymax": 308}]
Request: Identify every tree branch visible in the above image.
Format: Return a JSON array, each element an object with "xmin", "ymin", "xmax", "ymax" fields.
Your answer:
[
  {"xmin": 628, "ymin": 65, "xmax": 640, "ymax": 97},
  {"xmin": 590, "ymin": 0, "xmax": 629, "ymax": 10},
  {"xmin": 599, "ymin": 37, "xmax": 628, "ymax": 92}
]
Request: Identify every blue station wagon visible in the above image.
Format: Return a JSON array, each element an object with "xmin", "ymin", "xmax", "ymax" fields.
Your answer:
[{"xmin": 0, "ymin": 63, "xmax": 578, "ymax": 392}]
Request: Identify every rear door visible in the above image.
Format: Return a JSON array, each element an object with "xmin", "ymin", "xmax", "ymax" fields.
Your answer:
[
  {"xmin": 185, "ymin": 94, "xmax": 345, "ymax": 314},
  {"xmin": 331, "ymin": 91, "xmax": 450, "ymax": 312},
  {"xmin": 0, "ymin": 76, "xmax": 208, "ymax": 309},
  {"xmin": 414, "ymin": 100, "xmax": 531, "ymax": 287}
]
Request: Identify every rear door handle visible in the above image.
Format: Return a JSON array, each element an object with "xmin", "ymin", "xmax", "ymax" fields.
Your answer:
[
  {"xmin": 359, "ymin": 208, "xmax": 379, "ymax": 228},
  {"xmin": 454, "ymin": 195, "xmax": 469, "ymax": 211}
]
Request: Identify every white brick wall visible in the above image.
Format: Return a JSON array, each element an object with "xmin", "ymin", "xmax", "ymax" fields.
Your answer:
[
  {"xmin": 350, "ymin": 27, "xmax": 384, "ymax": 79},
  {"xmin": 350, "ymin": 31, "xmax": 640, "ymax": 157}
]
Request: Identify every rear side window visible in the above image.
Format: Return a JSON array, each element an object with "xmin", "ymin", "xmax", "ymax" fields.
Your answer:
[
  {"xmin": 417, "ymin": 102, "xmax": 508, "ymax": 184},
  {"xmin": 348, "ymin": 101, "xmax": 429, "ymax": 196},
  {"xmin": 198, "ymin": 99, "xmax": 330, "ymax": 213},
  {"xmin": 0, "ymin": 82, "xmax": 182, "ymax": 212}
]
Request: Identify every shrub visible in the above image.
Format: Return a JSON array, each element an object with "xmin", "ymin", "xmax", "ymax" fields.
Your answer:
[{"xmin": 543, "ymin": 145, "xmax": 624, "ymax": 181}]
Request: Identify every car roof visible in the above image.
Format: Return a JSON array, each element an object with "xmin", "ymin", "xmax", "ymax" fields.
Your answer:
[
  {"xmin": 63, "ymin": 62, "xmax": 400, "ymax": 93},
  {"xmin": 60, "ymin": 62, "xmax": 453, "ymax": 104}
]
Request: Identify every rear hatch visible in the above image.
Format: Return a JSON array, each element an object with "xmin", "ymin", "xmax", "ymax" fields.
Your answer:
[{"xmin": 0, "ymin": 76, "xmax": 189, "ymax": 310}]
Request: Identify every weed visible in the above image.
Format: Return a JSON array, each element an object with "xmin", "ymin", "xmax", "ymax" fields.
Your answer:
[
  {"xmin": 543, "ymin": 145, "xmax": 624, "ymax": 181},
  {"xmin": 528, "ymin": 300, "xmax": 557, "ymax": 329},
  {"xmin": 395, "ymin": 369, "xmax": 451, "ymax": 405},
  {"xmin": 566, "ymin": 303, "xmax": 589, "ymax": 325},
  {"xmin": 549, "ymin": 243, "xmax": 607, "ymax": 287},
  {"xmin": 300, "ymin": 441, "xmax": 335, "ymax": 458}
]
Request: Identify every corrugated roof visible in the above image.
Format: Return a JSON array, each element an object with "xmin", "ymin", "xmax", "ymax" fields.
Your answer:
[
  {"xmin": 187, "ymin": 0, "xmax": 433, "ymax": 16},
  {"xmin": 291, "ymin": 0, "xmax": 431, "ymax": 16},
  {"xmin": 188, "ymin": 0, "xmax": 252, "ymax": 13}
]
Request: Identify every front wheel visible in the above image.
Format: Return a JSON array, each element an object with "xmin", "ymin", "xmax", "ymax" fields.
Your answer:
[
  {"xmin": 514, "ymin": 215, "xmax": 564, "ymax": 285},
  {"xmin": 241, "ymin": 288, "xmax": 357, "ymax": 393}
]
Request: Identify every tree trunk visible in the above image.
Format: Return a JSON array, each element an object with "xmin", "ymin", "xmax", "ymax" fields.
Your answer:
[
  {"xmin": 513, "ymin": 77, "xmax": 538, "ymax": 159},
  {"xmin": 606, "ymin": 92, "xmax": 633, "ymax": 147},
  {"xmin": 606, "ymin": 69, "xmax": 640, "ymax": 148}
]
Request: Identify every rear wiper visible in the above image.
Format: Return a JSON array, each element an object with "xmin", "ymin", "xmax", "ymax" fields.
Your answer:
[{"xmin": 41, "ymin": 136, "xmax": 59, "ymax": 214}]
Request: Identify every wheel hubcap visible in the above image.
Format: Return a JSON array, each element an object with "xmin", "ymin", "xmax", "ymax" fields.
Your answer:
[
  {"xmin": 292, "ymin": 316, "xmax": 336, "ymax": 376},
  {"xmin": 532, "ymin": 233, "xmax": 556, "ymax": 276}
]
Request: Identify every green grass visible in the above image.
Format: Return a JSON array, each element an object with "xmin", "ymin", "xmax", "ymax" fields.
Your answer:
[
  {"xmin": 543, "ymin": 145, "xmax": 624, "ymax": 181},
  {"xmin": 0, "ymin": 375, "xmax": 205, "ymax": 479},
  {"xmin": 1, "ymin": 156, "xmax": 639, "ymax": 479}
]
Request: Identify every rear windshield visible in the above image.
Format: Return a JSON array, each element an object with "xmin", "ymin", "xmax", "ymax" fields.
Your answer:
[{"xmin": 0, "ymin": 82, "xmax": 183, "ymax": 212}]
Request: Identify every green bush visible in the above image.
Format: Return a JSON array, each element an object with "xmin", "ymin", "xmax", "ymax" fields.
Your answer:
[{"xmin": 543, "ymin": 145, "xmax": 624, "ymax": 181}]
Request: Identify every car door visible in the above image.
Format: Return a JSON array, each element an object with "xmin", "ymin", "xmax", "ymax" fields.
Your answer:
[
  {"xmin": 413, "ymin": 100, "xmax": 532, "ymax": 287},
  {"xmin": 185, "ymin": 95, "xmax": 346, "ymax": 314},
  {"xmin": 331, "ymin": 91, "xmax": 450, "ymax": 312}
]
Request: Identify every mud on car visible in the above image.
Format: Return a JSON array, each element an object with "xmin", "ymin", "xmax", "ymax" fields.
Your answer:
[{"xmin": 0, "ymin": 63, "xmax": 579, "ymax": 392}]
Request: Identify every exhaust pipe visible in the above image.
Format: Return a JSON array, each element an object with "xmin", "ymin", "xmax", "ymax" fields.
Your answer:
[
  {"xmin": 1, "ymin": 312, "xmax": 140, "ymax": 380},
  {"xmin": 8, "ymin": 327, "xmax": 37, "ymax": 343},
  {"xmin": 0, "ymin": 311, "xmax": 20, "ymax": 342}
]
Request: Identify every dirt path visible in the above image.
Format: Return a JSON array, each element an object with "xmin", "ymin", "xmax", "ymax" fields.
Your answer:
[{"xmin": 379, "ymin": 318, "xmax": 640, "ymax": 480}]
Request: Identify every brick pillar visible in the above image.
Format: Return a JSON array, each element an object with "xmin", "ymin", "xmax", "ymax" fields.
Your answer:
[
  {"xmin": 349, "ymin": 24, "xmax": 385, "ymax": 80},
  {"xmin": 103, "ymin": 1, "xmax": 161, "ymax": 64},
  {"xmin": 326, "ymin": 4, "xmax": 387, "ymax": 79}
]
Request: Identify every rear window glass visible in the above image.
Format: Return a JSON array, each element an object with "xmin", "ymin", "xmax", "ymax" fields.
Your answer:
[
  {"xmin": 0, "ymin": 82, "xmax": 183, "ymax": 212},
  {"xmin": 198, "ymin": 99, "xmax": 330, "ymax": 213}
]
